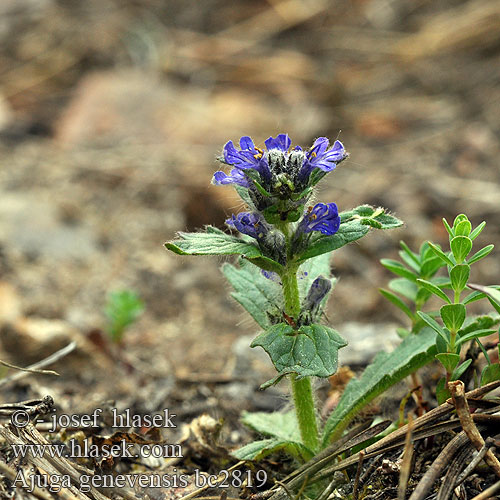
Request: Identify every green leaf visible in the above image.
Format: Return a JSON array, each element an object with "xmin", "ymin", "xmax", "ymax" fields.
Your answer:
[
  {"xmin": 435, "ymin": 332, "xmax": 449, "ymax": 354},
  {"xmin": 428, "ymin": 242, "xmax": 455, "ymax": 267},
  {"xmin": 468, "ymin": 284, "xmax": 500, "ymax": 307},
  {"xmin": 232, "ymin": 438, "xmax": 311, "ymax": 461},
  {"xmin": 234, "ymin": 185, "xmax": 255, "ymax": 209},
  {"xmin": 399, "ymin": 241, "xmax": 420, "ymax": 267},
  {"xmin": 381, "ymin": 260, "xmax": 418, "ymax": 282},
  {"xmin": 420, "ymin": 256, "xmax": 445, "ymax": 279},
  {"xmin": 436, "ymin": 377, "xmax": 450, "ymax": 405},
  {"xmin": 488, "ymin": 297, "xmax": 500, "ymax": 316},
  {"xmin": 450, "ymin": 236, "xmax": 472, "ymax": 264},
  {"xmin": 417, "ymin": 311, "xmax": 448, "ymax": 343},
  {"xmin": 459, "ymin": 315, "xmax": 500, "ymax": 335},
  {"xmin": 467, "ymin": 245, "xmax": 494, "ymax": 265},
  {"xmin": 417, "ymin": 279, "xmax": 451, "ymax": 304},
  {"xmin": 456, "ymin": 329, "xmax": 497, "ymax": 347},
  {"xmin": 435, "ymin": 353, "xmax": 460, "ymax": 373},
  {"xmin": 322, "ymin": 327, "xmax": 437, "ymax": 446},
  {"xmin": 469, "ymin": 221, "xmax": 486, "ymax": 241},
  {"xmin": 442, "ymin": 218, "xmax": 454, "ymax": 238},
  {"xmin": 451, "ymin": 359, "xmax": 472, "ymax": 381},
  {"xmin": 450, "ymin": 264, "xmax": 470, "ymax": 293},
  {"xmin": 481, "ymin": 364, "xmax": 500, "ymax": 385},
  {"xmin": 165, "ymin": 228, "xmax": 283, "ymax": 272},
  {"xmin": 297, "ymin": 219, "xmax": 369, "ymax": 263},
  {"xmin": 379, "ymin": 289, "xmax": 415, "ymax": 321},
  {"xmin": 453, "ymin": 214, "xmax": 469, "ymax": 228},
  {"xmin": 440, "ymin": 304, "xmax": 466, "ymax": 332},
  {"xmin": 222, "ymin": 259, "xmax": 280, "ymax": 329},
  {"xmin": 389, "ymin": 278, "xmax": 418, "ymax": 302},
  {"xmin": 296, "ymin": 206, "xmax": 403, "ymax": 264},
  {"xmin": 241, "ymin": 411, "xmax": 301, "ymax": 442},
  {"xmin": 399, "ymin": 250, "xmax": 420, "ymax": 272},
  {"xmin": 454, "ymin": 220, "xmax": 472, "ymax": 237},
  {"xmin": 251, "ymin": 323, "xmax": 347, "ymax": 379}
]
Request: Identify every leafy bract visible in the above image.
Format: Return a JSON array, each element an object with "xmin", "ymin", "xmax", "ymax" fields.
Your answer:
[
  {"xmin": 222, "ymin": 259, "xmax": 280, "ymax": 329},
  {"xmin": 297, "ymin": 252, "xmax": 334, "ymax": 299},
  {"xmin": 222, "ymin": 254, "xmax": 334, "ymax": 330},
  {"xmin": 251, "ymin": 323, "xmax": 347, "ymax": 379},
  {"xmin": 321, "ymin": 327, "xmax": 437, "ymax": 447},
  {"xmin": 165, "ymin": 226, "xmax": 283, "ymax": 272},
  {"xmin": 296, "ymin": 206, "xmax": 403, "ymax": 263}
]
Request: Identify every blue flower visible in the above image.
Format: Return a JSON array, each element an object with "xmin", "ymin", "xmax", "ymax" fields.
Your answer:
[
  {"xmin": 297, "ymin": 203, "xmax": 341, "ymax": 235},
  {"xmin": 223, "ymin": 136, "xmax": 271, "ymax": 182},
  {"xmin": 298, "ymin": 138, "xmax": 347, "ymax": 183},
  {"xmin": 264, "ymin": 133, "xmax": 291, "ymax": 152},
  {"xmin": 226, "ymin": 212, "xmax": 270, "ymax": 240},
  {"xmin": 212, "ymin": 168, "xmax": 250, "ymax": 188}
]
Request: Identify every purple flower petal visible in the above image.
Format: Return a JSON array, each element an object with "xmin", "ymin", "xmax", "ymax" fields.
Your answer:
[
  {"xmin": 226, "ymin": 212, "xmax": 270, "ymax": 240},
  {"xmin": 212, "ymin": 169, "xmax": 250, "ymax": 188},
  {"xmin": 264, "ymin": 134, "xmax": 291, "ymax": 152},
  {"xmin": 223, "ymin": 137, "xmax": 271, "ymax": 181},
  {"xmin": 239, "ymin": 136, "xmax": 255, "ymax": 150},
  {"xmin": 297, "ymin": 203, "xmax": 341, "ymax": 235},
  {"xmin": 298, "ymin": 139, "xmax": 347, "ymax": 183}
]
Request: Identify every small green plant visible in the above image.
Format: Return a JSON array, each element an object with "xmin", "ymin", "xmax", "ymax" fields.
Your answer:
[
  {"xmin": 379, "ymin": 214, "xmax": 500, "ymax": 403},
  {"xmin": 104, "ymin": 290, "xmax": 144, "ymax": 343}
]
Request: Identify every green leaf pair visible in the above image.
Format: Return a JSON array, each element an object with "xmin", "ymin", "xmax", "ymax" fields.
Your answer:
[{"xmin": 165, "ymin": 206, "xmax": 403, "ymax": 273}]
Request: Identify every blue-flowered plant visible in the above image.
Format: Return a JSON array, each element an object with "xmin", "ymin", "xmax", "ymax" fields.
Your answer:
[{"xmin": 166, "ymin": 134, "xmax": 404, "ymax": 457}]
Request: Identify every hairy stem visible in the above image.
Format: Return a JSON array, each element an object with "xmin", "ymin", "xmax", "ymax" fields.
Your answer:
[
  {"xmin": 281, "ymin": 261, "xmax": 319, "ymax": 451},
  {"xmin": 291, "ymin": 374, "xmax": 319, "ymax": 452}
]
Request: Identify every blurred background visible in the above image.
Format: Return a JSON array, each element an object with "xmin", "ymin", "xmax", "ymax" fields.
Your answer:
[{"xmin": 0, "ymin": 0, "xmax": 499, "ymax": 414}]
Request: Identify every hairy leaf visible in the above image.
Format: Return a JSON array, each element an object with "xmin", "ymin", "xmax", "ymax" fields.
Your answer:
[
  {"xmin": 222, "ymin": 259, "xmax": 281, "ymax": 329},
  {"xmin": 322, "ymin": 327, "xmax": 437, "ymax": 446},
  {"xmin": 232, "ymin": 438, "xmax": 312, "ymax": 461},
  {"xmin": 165, "ymin": 227, "xmax": 283, "ymax": 272},
  {"xmin": 241, "ymin": 411, "xmax": 301, "ymax": 442},
  {"xmin": 251, "ymin": 323, "xmax": 347, "ymax": 379}
]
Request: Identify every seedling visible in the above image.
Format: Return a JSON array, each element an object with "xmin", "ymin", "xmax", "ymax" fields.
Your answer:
[{"xmin": 104, "ymin": 290, "xmax": 144, "ymax": 343}]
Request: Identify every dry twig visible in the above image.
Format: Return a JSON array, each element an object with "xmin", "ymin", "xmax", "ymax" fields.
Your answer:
[
  {"xmin": 0, "ymin": 342, "xmax": 76, "ymax": 388},
  {"xmin": 448, "ymin": 380, "xmax": 500, "ymax": 477}
]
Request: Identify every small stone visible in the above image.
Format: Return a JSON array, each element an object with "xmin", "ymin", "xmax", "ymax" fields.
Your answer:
[{"xmin": 0, "ymin": 281, "xmax": 21, "ymax": 324}]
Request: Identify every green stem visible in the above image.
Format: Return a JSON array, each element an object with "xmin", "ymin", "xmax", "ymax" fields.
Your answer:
[
  {"xmin": 291, "ymin": 374, "xmax": 319, "ymax": 451},
  {"xmin": 281, "ymin": 267, "xmax": 300, "ymax": 317},
  {"xmin": 280, "ymin": 255, "xmax": 319, "ymax": 452}
]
